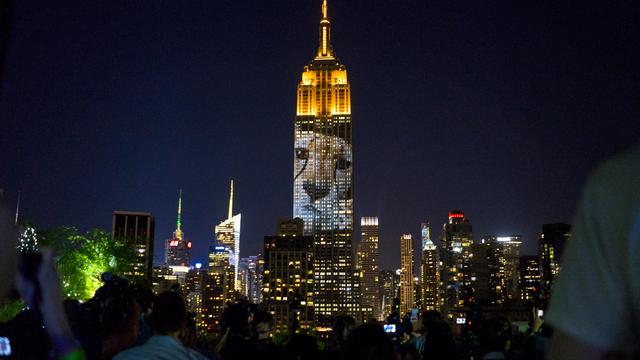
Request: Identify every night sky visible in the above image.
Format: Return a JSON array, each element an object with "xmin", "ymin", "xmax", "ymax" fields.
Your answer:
[{"xmin": 1, "ymin": 1, "xmax": 639, "ymax": 270}]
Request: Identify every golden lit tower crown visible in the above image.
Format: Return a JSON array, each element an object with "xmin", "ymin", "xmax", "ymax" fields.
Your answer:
[
  {"xmin": 296, "ymin": 0, "xmax": 351, "ymax": 118},
  {"xmin": 293, "ymin": 0, "xmax": 357, "ymax": 320}
]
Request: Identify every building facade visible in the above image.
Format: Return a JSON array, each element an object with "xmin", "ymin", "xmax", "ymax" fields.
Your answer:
[
  {"xmin": 420, "ymin": 223, "xmax": 440, "ymax": 311},
  {"xmin": 112, "ymin": 211, "xmax": 155, "ymax": 283},
  {"xmin": 356, "ymin": 217, "xmax": 381, "ymax": 320},
  {"xmin": 470, "ymin": 242, "xmax": 490, "ymax": 303},
  {"xmin": 292, "ymin": 0, "xmax": 357, "ymax": 320},
  {"xmin": 440, "ymin": 210, "xmax": 474, "ymax": 311},
  {"xmin": 538, "ymin": 223, "xmax": 571, "ymax": 296},
  {"xmin": 519, "ymin": 255, "xmax": 541, "ymax": 303},
  {"xmin": 203, "ymin": 246, "xmax": 233, "ymax": 334},
  {"xmin": 239, "ymin": 255, "xmax": 262, "ymax": 304},
  {"xmin": 262, "ymin": 219, "xmax": 314, "ymax": 332},
  {"xmin": 400, "ymin": 233, "xmax": 414, "ymax": 316},
  {"xmin": 215, "ymin": 180, "xmax": 241, "ymax": 293},
  {"xmin": 185, "ymin": 266, "xmax": 206, "ymax": 331},
  {"xmin": 380, "ymin": 270, "xmax": 400, "ymax": 320},
  {"xmin": 482, "ymin": 235, "xmax": 522, "ymax": 304}
]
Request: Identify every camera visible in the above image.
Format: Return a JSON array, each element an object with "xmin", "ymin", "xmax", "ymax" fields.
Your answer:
[{"xmin": 383, "ymin": 324, "xmax": 396, "ymax": 333}]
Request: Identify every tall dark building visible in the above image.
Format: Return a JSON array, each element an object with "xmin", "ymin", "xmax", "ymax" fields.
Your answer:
[
  {"xmin": 539, "ymin": 223, "xmax": 571, "ymax": 294},
  {"xmin": 441, "ymin": 210, "xmax": 474, "ymax": 311},
  {"xmin": 292, "ymin": 0, "xmax": 357, "ymax": 320},
  {"xmin": 263, "ymin": 219, "xmax": 314, "ymax": 332},
  {"xmin": 239, "ymin": 255, "xmax": 262, "ymax": 304},
  {"xmin": 519, "ymin": 255, "xmax": 541, "ymax": 303},
  {"xmin": 470, "ymin": 242, "xmax": 490, "ymax": 303},
  {"xmin": 380, "ymin": 270, "xmax": 400, "ymax": 320},
  {"xmin": 112, "ymin": 211, "xmax": 155, "ymax": 282},
  {"xmin": 483, "ymin": 235, "xmax": 522, "ymax": 304}
]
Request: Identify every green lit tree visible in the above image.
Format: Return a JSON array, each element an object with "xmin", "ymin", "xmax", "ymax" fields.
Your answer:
[{"xmin": 39, "ymin": 227, "xmax": 137, "ymax": 300}]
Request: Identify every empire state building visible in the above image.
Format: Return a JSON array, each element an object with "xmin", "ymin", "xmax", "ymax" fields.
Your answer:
[{"xmin": 293, "ymin": 0, "xmax": 358, "ymax": 319}]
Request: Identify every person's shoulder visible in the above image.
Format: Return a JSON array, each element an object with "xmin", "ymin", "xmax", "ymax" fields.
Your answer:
[
  {"xmin": 581, "ymin": 143, "xmax": 640, "ymax": 212},
  {"xmin": 112, "ymin": 345, "xmax": 148, "ymax": 360},
  {"xmin": 589, "ymin": 143, "xmax": 640, "ymax": 187},
  {"xmin": 112, "ymin": 336, "xmax": 180, "ymax": 360}
]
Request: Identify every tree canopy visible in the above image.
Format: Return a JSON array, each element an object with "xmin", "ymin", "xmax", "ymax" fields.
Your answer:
[{"xmin": 39, "ymin": 227, "xmax": 137, "ymax": 300}]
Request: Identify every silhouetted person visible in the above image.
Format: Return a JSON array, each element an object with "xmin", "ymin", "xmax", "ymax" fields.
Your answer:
[
  {"xmin": 344, "ymin": 323, "xmax": 398, "ymax": 360},
  {"xmin": 412, "ymin": 310, "xmax": 443, "ymax": 356},
  {"xmin": 547, "ymin": 144, "xmax": 640, "ymax": 359},
  {"xmin": 285, "ymin": 333, "xmax": 321, "ymax": 360},
  {"xmin": 478, "ymin": 318, "xmax": 511, "ymax": 360},
  {"xmin": 422, "ymin": 321, "xmax": 457, "ymax": 360},
  {"xmin": 113, "ymin": 291, "xmax": 206, "ymax": 359},
  {"xmin": 327, "ymin": 315, "xmax": 356, "ymax": 355}
]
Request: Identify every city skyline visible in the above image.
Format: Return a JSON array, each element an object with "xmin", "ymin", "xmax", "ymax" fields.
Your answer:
[{"xmin": 2, "ymin": 1, "xmax": 639, "ymax": 270}]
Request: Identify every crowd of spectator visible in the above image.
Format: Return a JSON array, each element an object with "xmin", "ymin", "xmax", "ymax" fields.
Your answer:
[{"xmin": 1, "ymin": 271, "xmax": 554, "ymax": 359}]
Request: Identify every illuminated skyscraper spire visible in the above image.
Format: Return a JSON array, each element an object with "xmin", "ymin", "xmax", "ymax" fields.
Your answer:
[
  {"xmin": 227, "ymin": 179, "xmax": 234, "ymax": 220},
  {"xmin": 216, "ymin": 179, "xmax": 241, "ymax": 292},
  {"xmin": 174, "ymin": 189, "xmax": 184, "ymax": 240},
  {"xmin": 316, "ymin": 0, "xmax": 333, "ymax": 59},
  {"xmin": 14, "ymin": 190, "xmax": 20, "ymax": 225}
]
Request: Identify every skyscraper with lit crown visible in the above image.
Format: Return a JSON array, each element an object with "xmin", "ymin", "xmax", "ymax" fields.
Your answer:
[
  {"xmin": 441, "ymin": 210, "xmax": 473, "ymax": 311},
  {"xmin": 293, "ymin": 0, "xmax": 356, "ymax": 320},
  {"xmin": 166, "ymin": 189, "xmax": 192, "ymax": 267}
]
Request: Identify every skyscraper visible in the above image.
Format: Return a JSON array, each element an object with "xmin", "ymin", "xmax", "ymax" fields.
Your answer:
[
  {"xmin": 539, "ymin": 223, "xmax": 571, "ymax": 295},
  {"xmin": 357, "ymin": 217, "xmax": 381, "ymax": 320},
  {"xmin": 497, "ymin": 236, "xmax": 522, "ymax": 302},
  {"xmin": 470, "ymin": 242, "xmax": 490, "ymax": 303},
  {"xmin": 239, "ymin": 255, "xmax": 262, "ymax": 304},
  {"xmin": 166, "ymin": 190, "xmax": 192, "ymax": 267},
  {"xmin": 112, "ymin": 211, "xmax": 155, "ymax": 282},
  {"xmin": 204, "ymin": 246, "xmax": 233, "ymax": 334},
  {"xmin": 185, "ymin": 265, "xmax": 206, "ymax": 331},
  {"xmin": 441, "ymin": 210, "xmax": 473, "ymax": 311},
  {"xmin": 292, "ymin": 0, "xmax": 356, "ymax": 320},
  {"xmin": 215, "ymin": 180, "xmax": 241, "ymax": 292},
  {"xmin": 379, "ymin": 270, "xmax": 400, "ymax": 320},
  {"xmin": 400, "ymin": 233, "xmax": 414, "ymax": 316},
  {"xmin": 263, "ymin": 219, "xmax": 314, "ymax": 332},
  {"xmin": 519, "ymin": 255, "xmax": 541, "ymax": 303},
  {"xmin": 482, "ymin": 235, "xmax": 522, "ymax": 304},
  {"xmin": 420, "ymin": 223, "xmax": 440, "ymax": 311}
]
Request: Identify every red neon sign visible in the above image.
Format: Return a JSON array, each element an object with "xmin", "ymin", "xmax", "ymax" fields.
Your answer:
[
  {"xmin": 187, "ymin": 242, "xmax": 192, "ymax": 248},
  {"xmin": 169, "ymin": 240, "xmax": 179, "ymax": 247}
]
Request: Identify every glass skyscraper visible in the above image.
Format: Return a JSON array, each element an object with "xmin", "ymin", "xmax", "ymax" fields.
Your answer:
[
  {"xmin": 293, "ymin": 0, "xmax": 356, "ymax": 319},
  {"xmin": 215, "ymin": 180, "xmax": 241, "ymax": 291}
]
